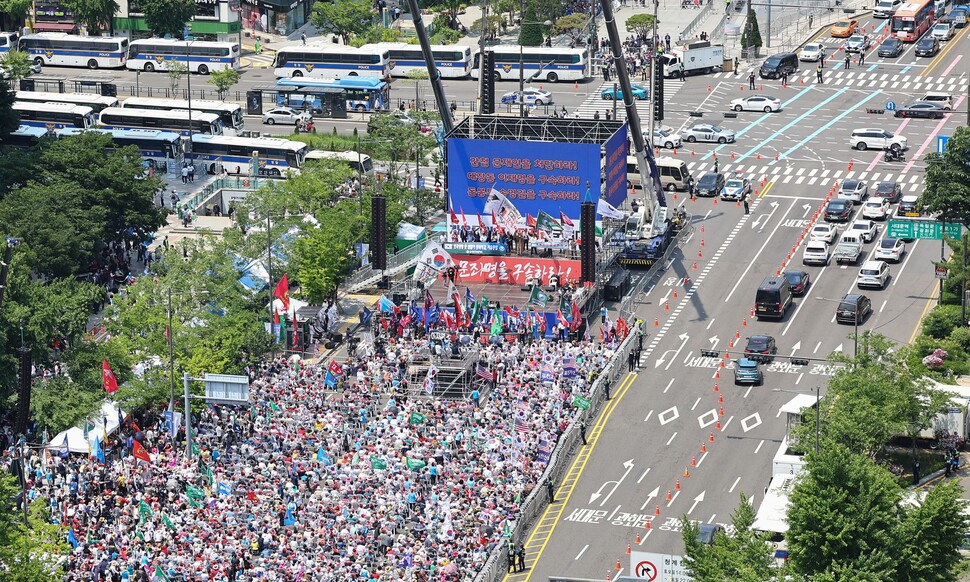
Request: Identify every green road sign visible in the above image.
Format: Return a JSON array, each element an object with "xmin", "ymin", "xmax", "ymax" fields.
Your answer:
[{"xmin": 886, "ymin": 220, "xmax": 962, "ymax": 240}]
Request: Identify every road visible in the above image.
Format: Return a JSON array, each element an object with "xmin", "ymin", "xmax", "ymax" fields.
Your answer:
[{"xmin": 504, "ymin": 10, "xmax": 969, "ymax": 582}]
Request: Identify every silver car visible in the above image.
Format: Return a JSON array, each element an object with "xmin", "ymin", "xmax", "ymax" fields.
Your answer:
[
  {"xmin": 680, "ymin": 123, "xmax": 736, "ymax": 144},
  {"xmin": 262, "ymin": 107, "xmax": 311, "ymax": 125}
]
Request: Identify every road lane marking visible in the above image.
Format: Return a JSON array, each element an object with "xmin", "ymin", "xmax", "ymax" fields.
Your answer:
[
  {"xmin": 666, "ymin": 432, "xmax": 678, "ymax": 446},
  {"xmin": 697, "ymin": 450, "xmax": 709, "ymax": 467},
  {"xmin": 941, "ymin": 54, "xmax": 963, "ymax": 76},
  {"xmin": 637, "ymin": 468, "xmax": 651, "ymax": 483},
  {"xmin": 666, "ymin": 490, "xmax": 681, "ymax": 507},
  {"xmin": 725, "ymin": 186, "xmax": 793, "ymax": 304},
  {"xmin": 866, "ymin": 117, "xmax": 911, "ymax": 172},
  {"xmin": 644, "ymin": 410, "xmax": 654, "ymax": 422},
  {"xmin": 920, "ymin": 25, "xmax": 970, "ymax": 77},
  {"xmin": 663, "ymin": 378, "xmax": 675, "ymax": 394},
  {"xmin": 744, "ymin": 385, "xmax": 753, "ymax": 398},
  {"xmin": 691, "ymin": 396, "xmax": 701, "ymax": 411},
  {"xmin": 706, "ymin": 318, "xmax": 716, "ymax": 330},
  {"xmin": 902, "ymin": 95, "xmax": 966, "ymax": 173},
  {"xmin": 729, "ymin": 476, "xmax": 741, "ymax": 492},
  {"xmin": 780, "ymin": 90, "xmax": 882, "ymax": 159},
  {"xmin": 880, "ymin": 299, "xmax": 887, "ymax": 313},
  {"xmin": 721, "ymin": 415, "xmax": 734, "ymax": 431},
  {"xmin": 575, "ymin": 545, "xmax": 589, "ymax": 560}
]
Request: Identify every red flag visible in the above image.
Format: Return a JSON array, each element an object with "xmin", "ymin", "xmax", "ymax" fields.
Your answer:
[
  {"xmin": 274, "ymin": 273, "xmax": 290, "ymax": 311},
  {"xmin": 557, "ymin": 310, "xmax": 569, "ymax": 328},
  {"xmin": 328, "ymin": 361, "xmax": 344, "ymax": 376},
  {"xmin": 449, "ymin": 206, "xmax": 459, "ymax": 226},
  {"xmin": 570, "ymin": 299, "xmax": 581, "ymax": 331},
  {"xmin": 102, "ymin": 359, "xmax": 119, "ymax": 393},
  {"xmin": 452, "ymin": 292, "xmax": 464, "ymax": 325},
  {"xmin": 273, "ymin": 309, "xmax": 280, "ymax": 324},
  {"xmin": 491, "ymin": 210, "xmax": 498, "ymax": 228},
  {"xmin": 560, "ymin": 211, "xmax": 575, "ymax": 228},
  {"xmin": 477, "ymin": 213, "xmax": 485, "ymax": 229},
  {"xmin": 460, "ymin": 208, "xmax": 468, "ymax": 227},
  {"xmin": 527, "ymin": 214, "xmax": 537, "ymax": 228},
  {"xmin": 247, "ymin": 490, "xmax": 258, "ymax": 502},
  {"xmin": 132, "ymin": 440, "xmax": 151, "ymax": 463}
]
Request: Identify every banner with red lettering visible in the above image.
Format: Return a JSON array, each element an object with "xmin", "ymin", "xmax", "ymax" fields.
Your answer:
[{"xmin": 452, "ymin": 256, "xmax": 580, "ymax": 286}]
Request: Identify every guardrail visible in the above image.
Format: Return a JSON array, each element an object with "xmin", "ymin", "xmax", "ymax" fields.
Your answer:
[
  {"xmin": 179, "ymin": 176, "xmax": 256, "ymax": 213},
  {"xmin": 683, "ymin": 1, "xmax": 716, "ymax": 39},
  {"xmin": 344, "ymin": 238, "xmax": 426, "ymax": 293},
  {"xmin": 473, "ymin": 326, "xmax": 641, "ymax": 582}
]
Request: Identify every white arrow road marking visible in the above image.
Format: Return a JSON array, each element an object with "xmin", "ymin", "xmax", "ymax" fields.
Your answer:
[
  {"xmin": 709, "ymin": 335, "xmax": 720, "ymax": 349},
  {"xmin": 789, "ymin": 341, "xmax": 801, "ymax": 357},
  {"xmin": 688, "ymin": 491, "xmax": 706, "ymax": 514},
  {"xmin": 589, "ymin": 459, "xmax": 635, "ymax": 506},
  {"xmin": 657, "ymin": 333, "xmax": 690, "ymax": 370},
  {"xmin": 640, "ymin": 486, "xmax": 660, "ymax": 511},
  {"xmin": 802, "ymin": 203, "xmax": 813, "ymax": 218}
]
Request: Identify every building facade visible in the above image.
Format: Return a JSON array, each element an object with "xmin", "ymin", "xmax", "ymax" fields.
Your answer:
[{"xmin": 112, "ymin": 0, "xmax": 243, "ymax": 42}]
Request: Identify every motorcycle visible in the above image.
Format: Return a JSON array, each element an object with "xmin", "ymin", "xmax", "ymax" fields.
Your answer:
[{"xmin": 885, "ymin": 149, "xmax": 905, "ymax": 162}]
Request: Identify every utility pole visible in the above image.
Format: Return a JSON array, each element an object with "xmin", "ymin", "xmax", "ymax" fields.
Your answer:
[{"xmin": 168, "ymin": 287, "xmax": 175, "ymax": 414}]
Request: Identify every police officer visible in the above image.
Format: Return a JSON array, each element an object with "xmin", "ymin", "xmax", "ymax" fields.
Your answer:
[
  {"xmin": 546, "ymin": 478, "xmax": 556, "ymax": 503},
  {"xmin": 748, "ymin": 70, "xmax": 756, "ymax": 90},
  {"xmin": 679, "ymin": 62, "xmax": 686, "ymax": 81},
  {"xmin": 507, "ymin": 544, "xmax": 517, "ymax": 573},
  {"xmin": 816, "ymin": 63, "xmax": 824, "ymax": 84},
  {"xmin": 580, "ymin": 421, "xmax": 588, "ymax": 445},
  {"xmin": 516, "ymin": 544, "xmax": 526, "ymax": 572}
]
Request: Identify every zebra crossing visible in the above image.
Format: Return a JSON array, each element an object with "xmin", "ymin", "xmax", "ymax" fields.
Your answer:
[
  {"xmin": 242, "ymin": 52, "xmax": 275, "ymax": 68},
  {"xmin": 682, "ymin": 159, "xmax": 924, "ymax": 194},
  {"xmin": 571, "ymin": 81, "xmax": 685, "ymax": 120},
  {"xmin": 711, "ymin": 68, "xmax": 966, "ymax": 94}
]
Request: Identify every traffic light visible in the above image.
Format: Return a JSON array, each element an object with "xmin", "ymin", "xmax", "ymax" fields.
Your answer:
[
  {"xmin": 653, "ymin": 61, "xmax": 664, "ymax": 122},
  {"xmin": 791, "ymin": 358, "xmax": 810, "ymax": 366},
  {"xmin": 480, "ymin": 51, "xmax": 495, "ymax": 115},
  {"xmin": 700, "ymin": 350, "xmax": 719, "ymax": 358}
]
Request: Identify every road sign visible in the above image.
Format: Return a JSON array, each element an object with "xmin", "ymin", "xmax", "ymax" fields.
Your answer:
[
  {"xmin": 936, "ymin": 265, "xmax": 949, "ymax": 280},
  {"xmin": 634, "ymin": 560, "xmax": 659, "ymax": 581},
  {"xmin": 630, "ymin": 551, "xmax": 690, "ymax": 581},
  {"xmin": 938, "ymin": 135, "xmax": 950, "ymax": 154},
  {"xmin": 886, "ymin": 219, "xmax": 962, "ymax": 240},
  {"xmin": 886, "ymin": 100, "xmax": 896, "ymax": 111}
]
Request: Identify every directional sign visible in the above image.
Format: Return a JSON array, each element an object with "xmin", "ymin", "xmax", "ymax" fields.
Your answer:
[
  {"xmin": 885, "ymin": 100, "xmax": 896, "ymax": 111},
  {"xmin": 886, "ymin": 219, "xmax": 962, "ymax": 240},
  {"xmin": 938, "ymin": 135, "xmax": 950, "ymax": 154},
  {"xmin": 936, "ymin": 265, "xmax": 949, "ymax": 280},
  {"xmin": 630, "ymin": 551, "xmax": 690, "ymax": 581}
]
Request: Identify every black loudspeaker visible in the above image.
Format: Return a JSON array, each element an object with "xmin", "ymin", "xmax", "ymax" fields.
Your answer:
[
  {"xmin": 581, "ymin": 201, "xmax": 596, "ymax": 283},
  {"xmin": 100, "ymin": 83, "xmax": 117, "ymax": 97},
  {"xmin": 19, "ymin": 79, "xmax": 34, "ymax": 92},
  {"xmin": 371, "ymin": 195, "xmax": 387, "ymax": 270},
  {"xmin": 246, "ymin": 90, "xmax": 263, "ymax": 115},
  {"xmin": 15, "ymin": 347, "xmax": 31, "ymax": 434},
  {"xmin": 481, "ymin": 51, "xmax": 495, "ymax": 115},
  {"xmin": 653, "ymin": 62, "xmax": 664, "ymax": 122}
]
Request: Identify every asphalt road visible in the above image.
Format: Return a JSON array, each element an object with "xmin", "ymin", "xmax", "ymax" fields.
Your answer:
[{"xmin": 502, "ymin": 11, "xmax": 970, "ymax": 582}]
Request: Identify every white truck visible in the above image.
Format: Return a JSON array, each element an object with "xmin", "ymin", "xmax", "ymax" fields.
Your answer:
[
  {"xmin": 833, "ymin": 233, "xmax": 863, "ymax": 265},
  {"xmin": 660, "ymin": 41, "xmax": 724, "ymax": 78}
]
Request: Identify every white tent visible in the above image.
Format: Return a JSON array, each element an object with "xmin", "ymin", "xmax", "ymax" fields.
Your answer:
[{"xmin": 46, "ymin": 427, "xmax": 90, "ymax": 454}]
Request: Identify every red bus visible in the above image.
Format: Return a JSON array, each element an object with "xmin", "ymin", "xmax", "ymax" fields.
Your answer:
[{"xmin": 891, "ymin": 0, "xmax": 936, "ymax": 41}]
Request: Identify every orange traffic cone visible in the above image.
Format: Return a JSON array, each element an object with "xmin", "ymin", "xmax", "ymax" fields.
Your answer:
[
  {"xmin": 636, "ymin": 531, "xmax": 642, "ymax": 543},
  {"xmin": 616, "ymin": 559, "xmax": 622, "ymax": 570},
  {"xmin": 698, "ymin": 249, "xmax": 703, "ymax": 258},
  {"xmin": 627, "ymin": 544, "xmax": 632, "ymax": 555},
  {"xmin": 701, "ymin": 442, "xmax": 707, "ymax": 453},
  {"xmin": 684, "ymin": 467, "xmax": 691, "ymax": 478},
  {"xmin": 719, "ymin": 392, "xmax": 724, "ymax": 404},
  {"xmin": 710, "ymin": 431, "xmax": 715, "ymax": 442},
  {"xmin": 654, "ymin": 318, "xmax": 659, "ymax": 327},
  {"xmin": 714, "ymin": 382, "xmax": 719, "ymax": 392},
  {"xmin": 715, "ymin": 420, "xmax": 721, "ymax": 430},
  {"xmin": 675, "ymin": 479, "xmax": 681, "ymax": 490},
  {"xmin": 664, "ymin": 301, "xmax": 670, "ymax": 311},
  {"xmin": 742, "ymin": 318, "xmax": 747, "ymax": 327},
  {"xmin": 655, "ymin": 504, "xmax": 661, "ymax": 516},
  {"xmin": 691, "ymin": 456, "xmax": 697, "ymax": 467},
  {"xmin": 714, "ymin": 369, "xmax": 720, "ymax": 379},
  {"xmin": 645, "ymin": 519, "xmax": 652, "ymax": 530},
  {"xmin": 692, "ymin": 261, "xmax": 697, "ymax": 270},
  {"xmin": 719, "ymin": 406, "xmax": 725, "ymax": 416},
  {"xmin": 667, "ymin": 489, "xmax": 672, "ymax": 501},
  {"xmin": 673, "ymin": 290, "xmax": 679, "ymax": 299}
]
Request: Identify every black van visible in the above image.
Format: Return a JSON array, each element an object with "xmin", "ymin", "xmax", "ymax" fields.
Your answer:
[
  {"xmin": 759, "ymin": 52, "xmax": 799, "ymax": 79},
  {"xmin": 755, "ymin": 276, "xmax": 793, "ymax": 320}
]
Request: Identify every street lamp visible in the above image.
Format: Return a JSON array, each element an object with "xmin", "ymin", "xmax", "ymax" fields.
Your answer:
[
  {"xmin": 518, "ymin": 17, "xmax": 553, "ymax": 118},
  {"xmin": 773, "ymin": 386, "xmax": 821, "ymax": 454},
  {"xmin": 815, "ymin": 296, "xmax": 864, "ymax": 361}
]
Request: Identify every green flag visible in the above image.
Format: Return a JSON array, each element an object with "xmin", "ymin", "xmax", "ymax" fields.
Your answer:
[
  {"xmin": 139, "ymin": 500, "xmax": 154, "ymax": 519},
  {"xmin": 136, "ymin": 530, "xmax": 145, "ymax": 542},
  {"xmin": 162, "ymin": 514, "xmax": 176, "ymax": 531},
  {"xmin": 188, "ymin": 498, "xmax": 204, "ymax": 509},
  {"xmin": 406, "ymin": 457, "xmax": 426, "ymax": 470},
  {"xmin": 528, "ymin": 286, "xmax": 549, "ymax": 308},
  {"xmin": 202, "ymin": 463, "xmax": 214, "ymax": 485},
  {"xmin": 278, "ymin": 316, "xmax": 286, "ymax": 343},
  {"xmin": 352, "ymin": 451, "xmax": 360, "ymax": 465},
  {"xmin": 490, "ymin": 313, "xmax": 503, "ymax": 336},
  {"xmin": 409, "ymin": 411, "xmax": 426, "ymax": 425},
  {"xmin": 536, "ymin": 210, "xmax": 564, "ymax": 233},
  {"xmin": 269, "ymin": 401, "xmax": 281, "ymax": 412},
  {"xmin": 559, "ymin": 293, "xmax": 570, "ymax": 313},
  {"xmin": 502, "ymin": 522, "xmax": 512, "ymax": 538},
  {"xmin": 471, "ymin": 296, "xmax": 488, "ymax": 324},
  {"xmin": 370, "ymin": 456, "xmax": 387, "ymax": 470},
  {"xmin": 572, "ymin": 395, "xmax": 591, "ymax": 410},
  {"xmin": 186, "ymin": 485, "xmax": 205, "ymax": 501},
  {"xmin": 154, "ymin": 565, "xmax": 172, "ymax": 582}
]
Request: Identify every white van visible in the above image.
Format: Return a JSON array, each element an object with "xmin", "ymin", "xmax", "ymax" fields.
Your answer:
[
  {"xmin": 305, "ymin": 149, "xmax": 375, "ymax": 176},
  {"xmin": 627, "ymin": 155, "xmax": 693, "ymax": 192},
  {"xmin": 874, "ymin": 0, "xmax": 902, "ymax": 17}
]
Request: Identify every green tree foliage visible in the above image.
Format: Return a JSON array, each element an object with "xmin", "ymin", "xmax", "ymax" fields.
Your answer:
[
  {"xmin": 741, "ymin": 9, "xmax": 763, "ymax": 49},
  {"xmin": 0, "ymin": 474, "xmax": 69, "ymax": 581},
  {"xmin": 0, "ymin": 50, "xmax": 33, "ymax": 83},
  {"xmin": 63, "ymin": 0, "xmax": 119, "ymax": 34},
  {"xmin": 923, "ymin": 126, "xmax": 970, "ymax": 227},
  {"xmin": 429, "ymin": 25, "xmax": 463, "ymax": 45},
  {"xmin": 0, "ymin": 0, "xmax": 31, "ymax": 24},
  {"xmin": 788, "ymin": 444, "xmax": 901, "ymax": 577},
  {"xmin": 682, "ymin": 493, "xmax": 775, "ymax": 581},
  {"xmin": 625, "ymin": 13, "xmax": 658, "ymax": 36},
  {"xmin": 896, "ymin": 480, "xmax": 970, "ymax": 582},
  {"xmin": 166, "ymin": 58, "xmax": 188, "ymax": 94},
  {"xmin": 351, "ymin": 25, "xmax": 403, "ymax": 47},
  {"xmin": 518, "ymin": 3, "xmax": 544, "ymax": 46},
  {"xmin": 208, "ymin": 67, "xmax": 241, "ymax": 100},
  {"xmin": 311, "ymin": 0, "xmax": 375, "ymax": 45},
  {"xmin": 141, "ymin": 0, "xmax": 198, "ymax": 39},
  {"xmin": 0, "ymin": 78, "xmax": 19, "ymax": 140},
  {"xmin": 553, "ymin": 13, "xmax": 588, "ymax": 44}
]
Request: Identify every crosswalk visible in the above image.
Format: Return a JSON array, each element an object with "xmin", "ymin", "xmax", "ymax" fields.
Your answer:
[
  {"xmin": 711, "ymin": 68, "xmax": 966, "ymax": 94},
  {"xmin": 572, "ymin": 81, "xmax": 685, "ymax": 121},
  {"xmin": 242, "ymin": 53, "xmax": 275, "ymax": 68}
]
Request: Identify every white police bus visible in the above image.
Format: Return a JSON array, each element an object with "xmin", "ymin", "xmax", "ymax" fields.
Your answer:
[
  {"xmin": 360, "ymin": 42, "xmax": 472, "ymax": 78},
  {"xmin": 272, "ymin": 44, "xmax": 390, "ymax": 79},
  {"xmin": 126, "ymin": 39, "xmax": 240, "ymax": 74},
  {"xmin": 16, "ymin": 90, "xmax": 118, "ymax": 112},
  {"xmin": 120, "ymin": 97, "xmax": 244, "ymax": 134},
  {"xmin": 19, "ymin": 33, "xmax": 128, "ymax": 69},
  {"xmin": 98, "ymin": 107, "xmax": 223, "ymax": 136},
  {"xmin": 13, "ymin": 101, "xmax": 96, "ymax": 129},
  {"xmin": 57, "ymin": 127, "xmax": 184, "ymax": 172},
  {"xmin": 188, "ymin": 134, "xmax": 308, "ymax": 178},
  {"xmin": 471, "ymin": 46, "xmax": 591, "ymax": 82}
]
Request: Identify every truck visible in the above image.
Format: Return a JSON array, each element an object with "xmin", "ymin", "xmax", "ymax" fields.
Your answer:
[
  {"xmin": 833, "ymin": 233, "xmax": 863, "ymax": 265},
  {"xmin": 660, "ymin": 41, "xmax": 724, "ymax": 78}
]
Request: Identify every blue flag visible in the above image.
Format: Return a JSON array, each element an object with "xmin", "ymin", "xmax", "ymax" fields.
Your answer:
[
  {"xmin": 317, "ymin": 446, "xmax": 326, "ymax": 462},
  {"xmin": 465, "ymin": 288, "xmax": 475, "ymax": 310},
  {"xmin": 93, "ymin": 435, "xmax": 105, "ymax": 463},
  {"xmin": 217, "ymin": 482, "xmax": 232, "ymax": 496},
  {"xmin": 361, "ymin": 306, "xmax": 373, "ymax": 327},
  {"xmin": 68, "ymin": 528, "xmax": 78, "ymax": 549},
  {"xmin": 378, "ymin": 295, "xmax": 395, "ymax": 313},
  {"xmin": 284, "ymin": 505, "xmax": 296, "ymax": 526}
]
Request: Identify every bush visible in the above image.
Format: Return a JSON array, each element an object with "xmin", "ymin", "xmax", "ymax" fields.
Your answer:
[
  {"xmin": 949, "ymin": 326, "xmax": 970, "ymax": 352},
  {"xmin": 921, "ymin": 305, "xmax": 964, "ymax": 339}
]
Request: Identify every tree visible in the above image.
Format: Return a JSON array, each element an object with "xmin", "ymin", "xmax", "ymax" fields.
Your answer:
[
  {"xmin": 787, "ymin": 444, "xmax": 901, "ymax": 578},
  {"xmin": 166, "ymin": 58, "xmax": 188, "ymax": 94},
  {"xmin": 518, "ymin": 3, "xmax": 544, "ymax": 46},
  {"xmin": 0, "ymin": 51, "xmax": 33, "ymax": 84},
  {"xmin": 0, "ymin": 0, "xmax": 32, "ymax": 28},
  {"xmin": 0, "ymin": 79, "xmax": 18, "ymax": 140},
  {"xmin": 311, "ymin": 0, "xmax": 375, "ymax": 45},
  {"xmin": 141, "ymin": 0, "xmax": 197, "ymax": 39},
  {"xmin": 682, "ymin": 493, "xmax": 775, "ymax": 581},
  {"xmin": 741, "ymin": 9, "xmax": 763, "ymax": 50},
  {"xmin": 0, "ymin": 474, "xmax": 69, "ymax": 581},
  {"xmin": 470, "ymin": 14, "xmax": 504, "ymax": 39},
  {"xmin": 895, "ymin": 480, "xmax": 969, "ymax": 582},
  {"xmin": 625, "ymin": 13, "xmax": 658, "ymax": 37},
  {"xmin": 553, "ymin": 13, "xmax": 588, "ymax": 45},
  {"xmin": 208, "ymin": 67, "xmax": 241, "ymax": 100},
  {"xmin": 923, "ymin": 126, "xmax": 970, "ymax": 227},
  {"xmin": 63, "ymin": 0, "xmax": 119, "ymax": 34},
  {"xmin": 351, "ymin": 25, "xmax": 403, "ymax": 47}
]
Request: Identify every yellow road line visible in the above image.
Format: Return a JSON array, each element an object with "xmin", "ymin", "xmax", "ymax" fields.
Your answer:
[
  {"xmin": 920, "ymin": 25, "xmax": 970, "ymax": 77},
  {"xmin": 758, "ymin": 180, "xmax": 775, "ymax": 199},
  {"xmin": 908, "ymin": 277, "xmax": 941, "ymax": 344},
  {"xmin": 502, "ymin": 372, "xmax": 639, "ymax": 582}
]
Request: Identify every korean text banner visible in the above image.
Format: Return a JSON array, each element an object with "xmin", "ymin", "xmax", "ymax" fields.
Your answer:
[
  {"xmin": 447, "ymin": 138, "xmax": 601, "ymax": 220},
  {"xmin": 603, "ymin": 123, "xmax": 629, "ymax": 209}
]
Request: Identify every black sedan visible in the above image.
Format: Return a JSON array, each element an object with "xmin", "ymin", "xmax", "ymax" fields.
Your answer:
[
  {"xmin": 743, "ymin": 335, "xmax": 777, "ymax": 362},
  {"xmin": 877, "ymin": 37, "xmax": 902, "ymax": 57},
  {"xmin": 782, "ymin": 270, "xmax": 811, "ymax": 295},
  {"xmin": 825, "ymin": 199, "xmax": 852, "ymax": 222},
  {"xmin": 894, "ymin": 101, "xmax": 947, "ymax": 119},
  {"xmin": 915, "ymin": 37, "xmax": 940, "ymax": 57},
  {"xmin": 695, "ymin": 172, "xmax": 725, "ymax": 197}
]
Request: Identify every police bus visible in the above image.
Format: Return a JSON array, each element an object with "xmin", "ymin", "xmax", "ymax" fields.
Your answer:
[
  {"xmin": 471, "ymin": 46, "xmax": 591, "ymax": 82},
  {"xmin": 19, "ymin": 32, "xmax": 129, "ymax": 69},
  {"xmin": 188, "ymin": 134, "xmax": 307, "ymax": 178},
  {"xmin": 120, "ymin": 97, "xmax": 244, "ymax": 134},
  {"xmin": 98, "ymin": 107, "xmax": 223, "ymax": 136},
  {"xmin": 126, "ymin": 39, "xmax": 240, "ymax": 74},
  {"xmin": 13, "ymin": 101, "xmax": 96, "ymax": 129},
  {"xmin": 16, "ymin": 90, "xmax": 118, "ymax": 112},
  {"xmin": 57, "ymin": 127, "xmax": 184, "ymax": 172},
  {"xmin": 272, "ymin": 44, "xmax": 390, "ymax": 79},
  {"xmin": 360, "ymin": 42, "xmax": 472, "ymax": 78}
]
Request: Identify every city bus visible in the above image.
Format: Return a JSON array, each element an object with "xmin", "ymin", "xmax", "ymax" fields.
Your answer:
[
  {"xmin": 471, "ymin": 46, "xmax": 591, "ymax": 82},
  {"xmin": 13, "ymin": 101, "xmax": 96, "ymax": 129},
  {"xmin": 275, "ymin": 77, "xmax": 390, "ymax": 113},
  {"xmin": 2, "ymin": 125, "xmax": 49, "ymax": 148},
  {"xmin": 0, "ymin": 32, "xmax": 18, "ymax": 54},
  {"xmin": 120, "ymin": 97, "xmax": 244, "ymax": 134},
  {"xmin": 57, "ymin": 127, "xmax": 184, "ymax": 171},
  {"xmin": 19, "ymin": 32, "xmax": 128, "ymax": 69},
  {"xmin": 272, "ymin": 44, "xmax": 390, "ymax": 79},
  {"xmin": 188, "ymin": 134, "xmax": 307, "ymax": 178},
  {"xmin": 126, "ymin": 39, "xmax": 240, "ymax": 74},
  {"xmin": 891, "ymin": 0, "xmax": 936, "ymax": 41},
  {"xmin": 16, "ymin": 90, "xmax": 118, "ymax": 112},
  {"xmin": 305, "ymin": 149, "xmax": 375, "ymax": 176},
  {"xmin": 360, "ymin": 42, "xmax": 472, "ymax": 78},
  {"xmin": 98, "ymin": 107, "xmax": 223, "ymax": 136}
]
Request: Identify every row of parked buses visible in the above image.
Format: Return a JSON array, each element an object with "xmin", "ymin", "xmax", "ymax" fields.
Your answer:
[{"xmin": 0, "ymin": 32, "xmax": 597, "ymax": 82}]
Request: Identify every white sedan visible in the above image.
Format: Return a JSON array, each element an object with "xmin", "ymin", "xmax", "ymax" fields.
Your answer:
[
  {"xmin": 810, "ymin": 223, "xmax": 839, "ymax": 244},
  {"xmin": 729, "ymin": 95, "xmax": 782, "ymax": 113},
  {"xmin": 848, "ymin": 219, "xmax": 878, "ymax": 243},
  {"xmin": 501, "ymin": 88, "xmax": 554, "ymax": 105},
  {"xmin": 799, "ymin": 42, "xmax": 826, "ymax": 62},
  {"xmin": 861, "ymin": 197, "xmax": 891, "ymax": 221},
  {"xmin": 644, "ymin": 128, "xmax": 682, "ymax": 149},
  {"xmin": 874, "ymin": 238, "xmax": 906, "ymax": 262}
]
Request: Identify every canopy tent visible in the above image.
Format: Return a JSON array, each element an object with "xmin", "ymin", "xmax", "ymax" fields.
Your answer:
[
  {"xmin": 238, "ymin": 259, "xmax": 270, "ymax": 293},
  {"xmin": 396, "ymin": 223, "xmax": 427, "ymax": 251},
  {"xmin": 271, "ymin": 296, "xmax": 308, "ymax": 319},
  {"xmin": 46, "ymin": 427, "xmax": 89, "ymax": 454}
]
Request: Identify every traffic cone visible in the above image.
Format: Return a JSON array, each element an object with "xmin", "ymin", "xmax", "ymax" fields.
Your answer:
[
  {"xmin": 676, "ymin": 479, "xmax": 681, "ymax": 490},
  {"xmin": 757, "ymin": 152, "xmax": 761, "ymax": 160},
  {"xmin": 750, "ymin": 307, "xmax": 755, "ymax": 317},
  {"xmin": 714, "ymin": 382, "xmax": 719, "ymax": 392},
  {"xmin": 636, "ymin": 532, "xmax": 642, "ymax": 543},
  {"xmin": 673, "ymin": 192, "xmax": 677, "ymax": 201},
  {"xmin": 672, "ymin": 148, "xmax": 677, "ymax": 156},
  {"xmin": 665, "ymin": 301, "xmax": 670, "ymax": 311},
  {"xmin": 775, "ymin": 153, "xmax": 779, "ymax": 161},
  {"xmin": 667, "ymin": 489, "xmax": 672, "ymax": 501},
  {"xmin": 742, "ymin": 317, "xmax": 747, "ymax": 327},
  {"xmin": 719, "ymin": 392, "xmax": 724, "ymax": 404},
  {"xmin": 692, "ymin": 261, "xmax": 697, "ymax": 270},
  {"xmin": 740, "ymin": 85, "xmax": 744, "ymax": 91},
  {"xmin": 655, "ymin": 504, "xmax": 661, "ymax": 516},
  {"xmin": 698, "ymin": 249, "xmax": 703, "ymax": 258},
  {"xmin": 716, "ymin": 420, "xmax": 721, "ymax": 430},
  {"xmin": 731, "ymin": 152, "xmax": 735, "ymax": 160},
  {"xmin": 606, "ymin": 572, "xmax": 611, "ymax": 581},
  {"xmin": 691, "ymin": 150, "xmax": 695, "ymax": 156},
  {"xmin": 673, "ymin": 290, "xmax": 678, "ymax": 299},
  {"xmin": 714, "ymin": 369, "xmax": 720, "ymax": 379},
  {"xmin": 701, "ymin": 442, "xmax": 707, "ymax": 453},
  {"xmin": 701, "ymin": 225, "xmax": 705, "ymax": 233},
  {"xmin": 627, "ymin": 544, "xmax": 632, "ymax": 555},
  {"xmin": 735, "ymin": 328, "xmax": 740, "ymax": 339},
  {"xmin": 713, "ymin": 197, "xmax": 718, "ymax": 205},
  {"xmin": 575, "ymin": 81, "xmax": 579, "ymax": 90},
  {"xmin": 759, "ymin": 84, "xmax": 763, "ymax": 91},
  {"xmin": 684, "ymin": 467, "xmax": 691, "ymax": 478},
  {"xmin": 724, "ymin": 352, "xmax": 730, "ymax": 360},
  {"xmin": 737, "ymin": 200, "xmax": 741, "ymax": 207},
  {"xmin": 708, "ymin": 84, "xmax": 711, "ymax": 92},
  {"xmin": 710, "ymin": 431, "xmax": 715, "ymax": 442},
  {"xmin": 654, "ymin": 318, "xmax": 660, "ymax": 327},
  {"xmin": 645, "ymin": 519, "xmax": 652, "ymax": 530},
  {"xmin": 691, "ymin": 456, "xmax": 697, "ymax": 467},
  {"xmin": 719, "ymin": 406, "xmax": 725, "ymax": 416},
  {"xmin": 616, "ymin": 559, "xmax": 622, "ymax": 570}
]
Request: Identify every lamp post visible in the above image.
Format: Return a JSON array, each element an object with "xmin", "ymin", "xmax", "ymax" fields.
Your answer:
[
  {"xmin": 773, "ymin": 386, "xmax": 821, "ymax": 454},
  {"xmin": 518, "ymin": 17, "xmax": 553, "ymax": 117},
  {"xmin": 816, "ymin": 296, "xmax": 863, "ymax": 361}
]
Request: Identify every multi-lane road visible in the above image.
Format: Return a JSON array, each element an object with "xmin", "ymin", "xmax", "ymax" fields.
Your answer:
[{"xmin": 502, "ymin": 10, "xmax": 969, "ymax": 582}]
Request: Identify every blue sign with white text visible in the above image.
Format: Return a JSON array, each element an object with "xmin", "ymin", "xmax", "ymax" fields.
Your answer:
[
  {"xmin": 604, "ymin": 123, "xmax": 629, "ymax": 209},
  {"xmin": 447, "ymin": 138, "xmax": 602, "ymax": 221},
  {"xmin": 938, "ymin": 135, "xmax": 949, "ymax": 154}
]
